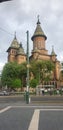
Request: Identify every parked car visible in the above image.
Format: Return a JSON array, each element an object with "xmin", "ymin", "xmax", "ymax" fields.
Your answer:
[
  {"xmin": 0, "ymin": 91, "xmax": 4, "ymax": 96},
  {"xmin": 0, "ymin": 91, "xmax": 10, "ymax": 96}
]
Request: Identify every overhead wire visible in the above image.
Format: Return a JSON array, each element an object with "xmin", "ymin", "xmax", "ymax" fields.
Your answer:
[{"xmin": 0, "ymin": 27, "xmax": 13, "ymax": 35}]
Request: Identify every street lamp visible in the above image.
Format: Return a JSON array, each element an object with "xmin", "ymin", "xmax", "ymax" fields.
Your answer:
[{"xmin": 26, "ymin": 30, "xmax": 30, "ymax": 104}]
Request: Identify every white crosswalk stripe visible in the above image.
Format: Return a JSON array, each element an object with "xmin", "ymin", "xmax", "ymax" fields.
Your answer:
[
  {"xmin": 28, "ymin": 109, "xmax": 40, "ymax": 130},
  {"xmin": 0, "ymin": 106, "xmax": 11, "ymax": 113}
]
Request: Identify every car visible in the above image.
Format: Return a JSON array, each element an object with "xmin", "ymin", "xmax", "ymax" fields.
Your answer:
[
  {"xmin": 0, "ymin": 91, "xmax": 10, "ymax": 96},
  {"xmin": 0, "ymin": 91, "xmax": 4, "ymax": 96},
  {"xmin": 3, "ymin": 91, "xmax": 10, "ymax": 96}
]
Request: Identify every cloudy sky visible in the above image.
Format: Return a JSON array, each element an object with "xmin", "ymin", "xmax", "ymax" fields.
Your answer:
[{"xmin": 0, "ymin": 0, "xmax": 63, "ymax": 71}]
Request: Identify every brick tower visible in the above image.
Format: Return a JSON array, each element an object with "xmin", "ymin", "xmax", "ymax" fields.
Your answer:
[
  {"xmin": 31, "ymin": 16, "xmax": 61, "ymax": 88},
  {"xmin": 7, "ymin": 32, "xmax": 26, "ymax": 64},
  {"xmin": 31, "ymin": 16, "xmax": 50, "ymax": 60}
]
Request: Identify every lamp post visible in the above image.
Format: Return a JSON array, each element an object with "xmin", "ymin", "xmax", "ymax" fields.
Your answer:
[{"xmin": 26, "ymin": 30, "xmax": 29, "ymax": 104}]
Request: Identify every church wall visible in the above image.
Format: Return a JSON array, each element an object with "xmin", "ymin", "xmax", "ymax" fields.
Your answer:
[
  {"xmin": 38, "ymin": 55, "xmax": 50, "ymax": 60},
  {"xmin": 55, "ymin": 61, "xmax": 61, "ymax": 80},
  {"xmin": 33, "ymin": 37, "xmax": 46, "ymax": 50},
  {"xmin": 16, "ymin": 55, "xmax": 26, "ymax": 64},
  {"xmin": 8, "ymin": 55, "xmax": 16, "ymax": 62}
]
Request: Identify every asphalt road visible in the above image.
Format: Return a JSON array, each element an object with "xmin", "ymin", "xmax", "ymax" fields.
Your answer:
[
  {"xmin": 0, "ymin": 105, "xmax": 63, "ymax": 130},
  {"xmin": 0, "ymin": 95, "xmax": 63, "ymax": 104},
  {"xmin": 0, "ymin": 107, "xmax": 34, "ymax": 130},
  {"xmin": 31, "ymin": 95, "xmax": 63, "ymax": 104},
  {"xmin": 0, "ymin": 95, "xmax": 63, "ymax": 130},
  {"xmin": 39, "ymin": 110, "xmax": 63, "ymax": 130}
]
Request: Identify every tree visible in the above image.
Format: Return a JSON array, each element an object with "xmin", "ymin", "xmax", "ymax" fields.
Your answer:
[
  {"xmin": 30, "ymin": 79, "xmax": 38, "ymax": 88},
  {"xmin": 1, "ymin": 62, "xmax": 27, "ymax": 89},
  {"xmin": 1, "ymin": 62, "xmax": 20, "ymax": 88},
  {"xmin": 30, "ymin": 60, "xmax": 55, "ymax": 84},
  {"xmin": 19, "ymin": 62, "xmax": 27, "ymax": 87},
  {"xmin": 1, "ymin": 60, "xmax": 55, "ymax": 90},
  {"xmin": 12, "ymin": 79, "xmax": 22, "ymax": 89}
]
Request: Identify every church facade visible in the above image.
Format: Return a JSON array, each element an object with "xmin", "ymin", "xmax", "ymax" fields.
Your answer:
[{"xmin": 7, "ymin": 18, "xmax": 61, "ymax": 88}]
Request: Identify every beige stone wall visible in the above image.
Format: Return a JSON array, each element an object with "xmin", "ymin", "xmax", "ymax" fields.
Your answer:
[
  {"xmin": 38, "ymin": 55, "xmax": 50, "ymax": 60},
  {"xmin": 16, "ymin": 55, "xmax": 26, "ymax": 64},
  {"xmin": 8, "ymin": 54, "xmax": 16, "ymax": 62},
  {"xmin": 32, "ymin": 52, "xmax": 50, "ymax": 61},
  {"xmin": 55, "ymin": 61, "xmax": 61, "ymax": 80},
  {"xmin": 8, "ymin": 48, "xmax": 17, "ymax": 62},
  {"xmin": 38, "ymin": 49, "xmax": 48, "ymax": 55}
]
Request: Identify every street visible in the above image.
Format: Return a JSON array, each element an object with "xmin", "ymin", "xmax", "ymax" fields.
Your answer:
[
  {"xmin": 0, "ymin": 95, "xmax": 63, "ymax": 104},
  {"xmin": 0, "ymin": 95, "xmax": 63, "ymax": 130}
]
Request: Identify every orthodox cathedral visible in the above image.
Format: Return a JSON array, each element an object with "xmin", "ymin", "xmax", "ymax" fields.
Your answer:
[{"xmin": 7, "ymin": 17, "xmax": 61, "ymax": 88}]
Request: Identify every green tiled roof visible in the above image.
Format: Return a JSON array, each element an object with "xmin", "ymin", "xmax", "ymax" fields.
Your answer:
[
  {"xmin": 17, "ymin": 43, "xmax": 25, "ymax": 55},
  {"xmin": 10, "ymin": 34, "xmax": 20, "ymax": 49},
  {"xmin": 51, "ymin": 46, "xmax": 56, "ymax": 56},
  {"xmin": 31, "ymin": 18, "xmax": 47, "ymax": 40}
]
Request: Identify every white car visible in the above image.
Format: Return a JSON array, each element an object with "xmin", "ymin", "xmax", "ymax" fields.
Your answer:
[{"xmin": 0, "ymin": 91, "xmax": 9, "ymax": 96}]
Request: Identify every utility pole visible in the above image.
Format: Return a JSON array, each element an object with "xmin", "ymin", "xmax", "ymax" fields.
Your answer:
[
  {"xmin": 26, "ymin": 30, "xmax": 30, "ymax": 104},
  {"xmin": 26, "ymin": 30, "xmax": 29, "ymax": 92}
]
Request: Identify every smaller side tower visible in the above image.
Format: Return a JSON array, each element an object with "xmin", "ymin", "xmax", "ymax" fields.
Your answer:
[
  {"xmin": 7, "ymin": 32, "xmax": 20, "ymax": 62},
  {"xmin": 50, "ymin": 46, "xmax": 61, "ymax": 88},
  {"xmin": 16, "ymin": 43, "xmax": 26, "ymax": 64},
  {"xmin": 50, "ymin": 46, "xmax": 57, "ymax": 62},
  {"xmin": 7, "ymin": 33, "xmax": 26, "ymax": 64}
]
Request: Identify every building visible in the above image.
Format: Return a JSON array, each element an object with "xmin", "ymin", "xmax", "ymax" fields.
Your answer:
[
  {"xmin": 7, "ymin": 32, "xmax": 26, "ymax": 64},
  {"xmin": 30, "ymin": 17, "xmax": 61, "ymax": 88},
  {"xmin": 7, "ymin": 17, "xmax": 61, "ymax": 88},
  {"xmin": 60, "ymin": 62, "xmax": 63, "ymax": 87}
]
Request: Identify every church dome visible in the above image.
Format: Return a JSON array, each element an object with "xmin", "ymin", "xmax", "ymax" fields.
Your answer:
[
  {"xmin": 51, "ymin": 46, "xmax": 57, "ymax": 56},
  {"xmin": 10, "ymin": 32, "xmax": 20, "ymax": 49},
  {"xmin": 31, "ymin": 16, "xmax": 47, "ymax": 41},
  {"xmin": 17, "ymin": 43, "xmax": 25, "ymax": 55}
]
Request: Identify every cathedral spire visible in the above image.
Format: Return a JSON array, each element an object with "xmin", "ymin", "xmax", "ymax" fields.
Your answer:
[
  {"xmin": 37, "ymin": 15, "xmax": 41, "ymax": 24},
  {"xmin": 31, "ymin": 16, "xmax": 47, "ymax": 41},
  {"xmin": 51, "ymin": 45, "xmax": 56, "ymax": 56},
  {"xmin": 14, "ymin": 31, "xmax": 17, "ymax": 39}
]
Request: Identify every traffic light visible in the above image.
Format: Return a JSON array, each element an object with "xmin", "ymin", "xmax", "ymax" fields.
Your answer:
[{"xmin": 0, "ymin": 0, "xmax": 12, "ymax": 2}]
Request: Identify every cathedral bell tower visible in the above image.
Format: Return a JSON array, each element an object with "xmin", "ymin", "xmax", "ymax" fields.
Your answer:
[{"xmin": 31, "ymin": 16, "xmax": 49, "ymax": 60}]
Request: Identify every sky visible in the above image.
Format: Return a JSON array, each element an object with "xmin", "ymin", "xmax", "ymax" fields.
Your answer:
[{"xmin": 0, "ymin": 0, "xmax": 63, "ymax": 72}]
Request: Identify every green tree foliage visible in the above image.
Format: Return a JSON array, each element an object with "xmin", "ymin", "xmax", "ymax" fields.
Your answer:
[
  {"xmin": 18, "ymin": 62, "xmax": 27, "ymax": 87},
  {"xmin": 30, "ymin": 79, "xmax": 38, "ymax": 88},
  {"xmin": 1, "ymin": 60, "xmax": 55, "ymax": 89},
  {"xmin": 2, "ymin": 61, "xmax": 26, "ymax": 89},
  {"xmin": 30, "ymin": 60, "xmax": 55, "ymax": 83},
  {"xmin": 1, "ymin": 62, "xmax": 27, "ymax": 89},
  {"xmin": 12, "ymin": 79, "xmax": 22, "ymax": 88},
  {"xmin": 1, "ymin": 62, "xmax": 20, "ymax": 88}
]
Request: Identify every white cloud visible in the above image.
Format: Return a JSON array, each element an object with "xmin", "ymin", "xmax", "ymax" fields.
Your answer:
[{"xmin": 0, "ymin": 0, "xmax": 63, "ymax": 70}]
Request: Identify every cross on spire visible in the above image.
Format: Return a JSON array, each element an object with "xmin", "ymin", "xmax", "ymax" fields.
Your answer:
[
  {"xmin": 37, "ymin": 15, "xmax": 39, "ymax": 20},
  {"xmin": 37, "ymin": 15, "xmax": 40, "ymax": 24},
  {"xmin": 14, "ymin": 31, "xmax": 16, "ymax": 39}
]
